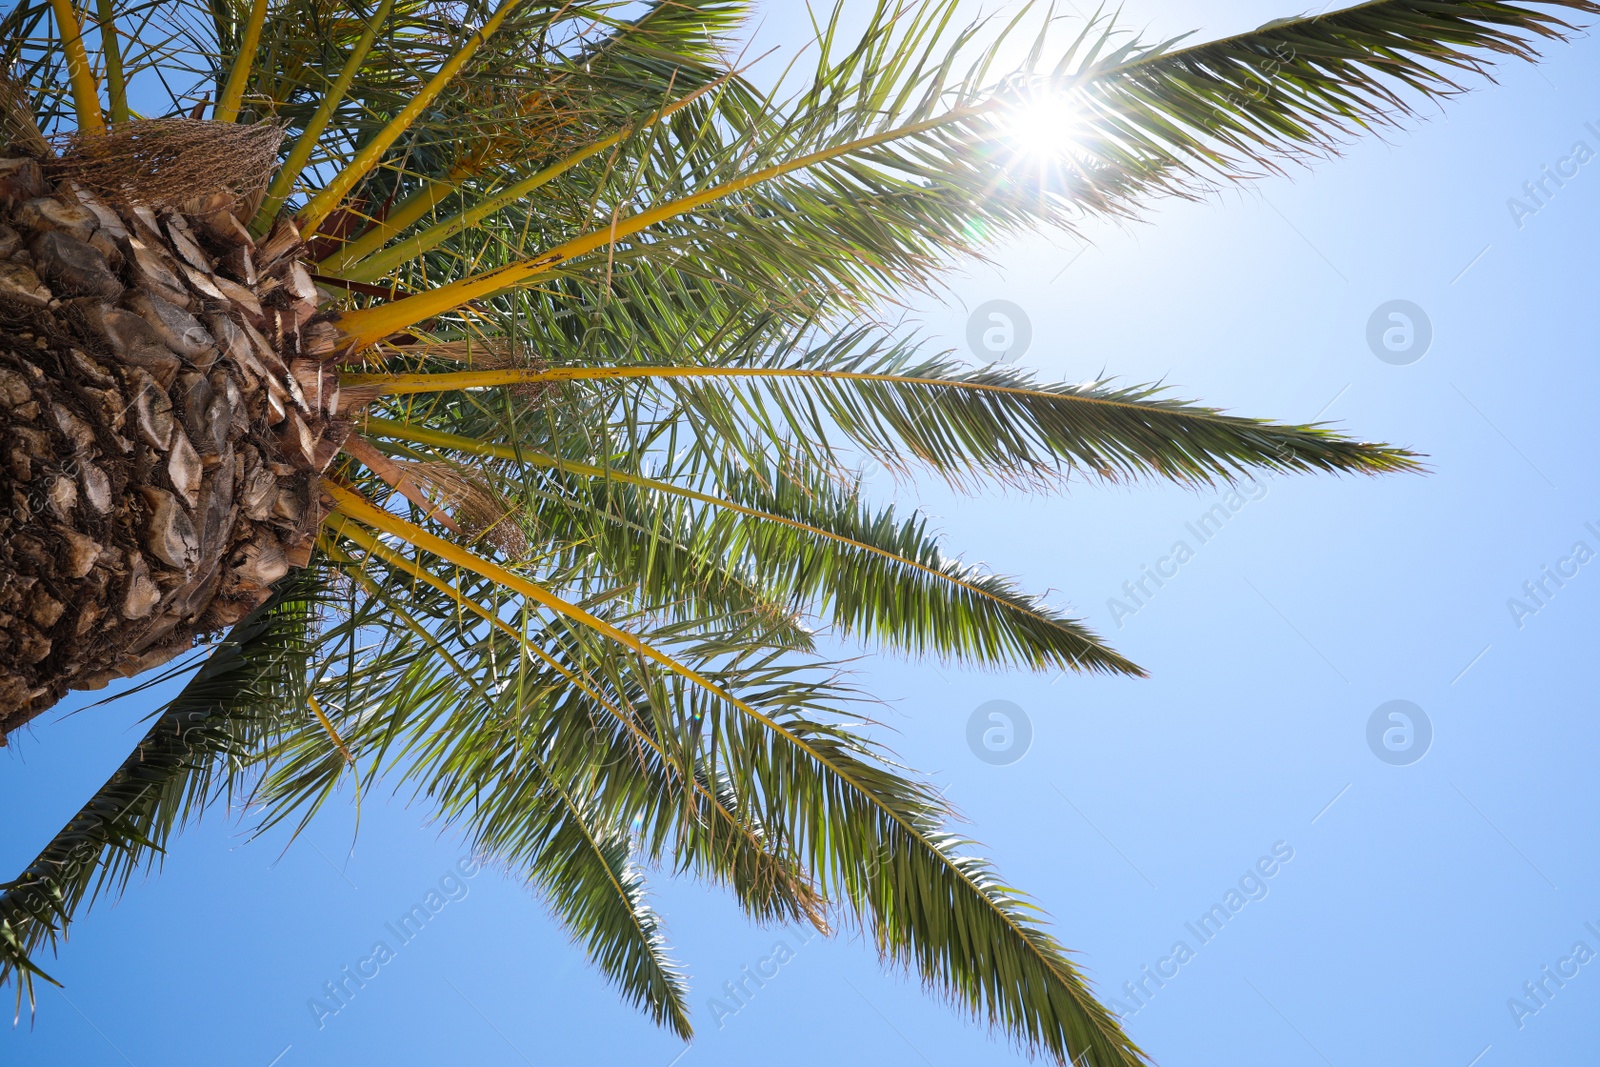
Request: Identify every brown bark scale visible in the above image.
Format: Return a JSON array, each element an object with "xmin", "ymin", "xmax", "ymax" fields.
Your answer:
[{"xmin": 0, "ymin": 155, "xmax": 345, "ymax": 737}]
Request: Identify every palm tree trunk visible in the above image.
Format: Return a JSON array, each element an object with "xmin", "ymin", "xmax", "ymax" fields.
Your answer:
[{"xmin": 0, "ymin": 145, "xmax": 340, "ymax": 738}]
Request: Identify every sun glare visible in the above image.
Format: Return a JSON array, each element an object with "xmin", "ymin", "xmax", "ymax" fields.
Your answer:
[{"xmin": 1005, "ymin": 93, "xmax": 1085, "ymax": 161}]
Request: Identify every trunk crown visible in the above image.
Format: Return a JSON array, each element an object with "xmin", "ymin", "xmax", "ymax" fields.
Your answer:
[{"xmin": 0, "ymin": 154, "xmax": 340, "ymax": 736}]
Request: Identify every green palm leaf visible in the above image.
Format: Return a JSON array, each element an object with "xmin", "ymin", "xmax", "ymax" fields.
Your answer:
[
  {"xmin": 327, "ymin": 0, "xmax": 1600, "ymax": 338},
  {"xmin": 353, "ymin": 338, "xmax": 1421, "ymax": 487},
  {"xmin": 365, "ymin": 417, "xmax": 1140, "ymax": 673},
  {"xmin": 0, "ymin": 571, "xmax": 322, "ymax": 1010}
]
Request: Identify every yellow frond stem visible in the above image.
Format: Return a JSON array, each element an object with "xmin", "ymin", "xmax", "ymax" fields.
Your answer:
[
  {"xmin": 214, "ymin": 0, "xmax": 270, "ymax": 123},
  {"xmin": 325, "ymin": 479, "xmax": 787, "ymax": 730},
  {"xmin": 47, "ymin": 0, "xmax": 105, "ymax": 136},
  {"xmin": 332, "ymin": 140, "xmax": 615, "ymax": 281},
  {"xmin": 341, "ymin": 363, "xmax": 1133, "ymax": 412},
  {"xmin": 305, "ymin": 693, "xmax": 355, "ymax": 764},
  {"xmin": 323, "ymin": 478, "xmax": 1044, "ymax": 961},
  {"xmin": 324, "ymin": 516, "xmax": 674, "ymax": 785},
  {"xmin": 332, "ymin": 102, "xmax": 994, "ymax": 347},
  {"xmin": 92, "ymin": 0, "xmax": 127, "ymax": 125},
  {"xmin": 323, "ymin": 533, "xmax": 664, "ymax": 945},
  {"xmin": 331, "ymin": 74, "xmax": 737, "ymax": 282},
  {"xmin": 296, "ymin": 0, "xmax": 531, "ymax": 242},
  {"xmin": 320, "ymin": 530, "xmax": 491, "ymax": 679},
  {"xmin": 328, "ymin": 516, "xmax": 516, "ymax": 639},
  {"xmin": 315, "ymin": 175, "xmax": 456, "ymax": 274},
  {"xmin": 255, "ymin": 0, "xmax": 396, "ymax": 229},
  {"xmin": 359, "ymin": 416, "xmax": 1124, "ymax": 668},
  {"xmin": 341, "ymin": 432, "xmax": 460, "ymax": 531},
  {"xmin": 322, "ymin": 513, "xmax": 819, "ymax": 919},
  {"xmin": 319, "ymin": 532, "xmax": 524, "ymax": 767},
  {"xmin": 324, "ymin": 514, "xmax": 615, "ymax": 708}
]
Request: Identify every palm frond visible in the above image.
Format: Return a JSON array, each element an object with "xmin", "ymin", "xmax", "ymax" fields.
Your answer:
[
  {"xmin": 328, "ymin": 0, "xmax": 1600, "ymax": 337},
  {"xmin": 321, "ymin": 482, "xmax": 1144, "ymax": 1063},
  {"xmin": 1087, "ymin": 0, "xmax": 1600, "ymax": 182},
  {"xmin": 0, "ymin": 571, "xmax": 323, "ymax": 1011},
  {"xmin": 293, "ymin": 532, "xmax": 829, "ymax": 1025},
  {"xmin": 348, "ymin": 339, "xmax": 1422, "ymax": 489},
  {"xmin": 359, "ymin": 418, "xmax": 1140, "ymax": 674}
]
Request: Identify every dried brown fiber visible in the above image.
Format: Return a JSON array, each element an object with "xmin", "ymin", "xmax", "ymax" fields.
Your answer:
[{"xmin": 46, "ymin": 120, "xmax": 284, "ymax": 208}]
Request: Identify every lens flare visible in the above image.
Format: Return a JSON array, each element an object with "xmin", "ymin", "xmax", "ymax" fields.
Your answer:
[{"xmin": 1004, "ymin": 93, "xmax": 1085, "ymax": 161}]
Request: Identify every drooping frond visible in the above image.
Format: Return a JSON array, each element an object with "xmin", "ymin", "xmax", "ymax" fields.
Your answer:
[
  {"xmin": 316, "ymin": 481, "xmax": 1147, "ymax": 1062},
  {"xmin": 283, "ymin": 528, "xmax": 827, "ymax": 1027},
  {"xmin": 0, "ymin": 572, "xmax": 322, "ymax": 1010},
  {"xmin": 358, "ymin": 418, "xmax": 1139, "ymax": 673}
]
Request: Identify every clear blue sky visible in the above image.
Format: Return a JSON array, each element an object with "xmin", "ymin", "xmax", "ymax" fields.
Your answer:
[{"xmin": 4, "ymin": 2, "xmax": 1598, "ymax": 1065}]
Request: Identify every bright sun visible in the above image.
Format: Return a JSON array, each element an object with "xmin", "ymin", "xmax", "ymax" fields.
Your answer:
[{"xmin": 1005, "ymin": 93, "xmax": 1085, "ymax": 161}]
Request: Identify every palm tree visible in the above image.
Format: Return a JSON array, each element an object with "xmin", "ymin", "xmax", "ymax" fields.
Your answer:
[{"xmin": 0, "ymin": 0, "xmax": 1589, "ymax": 1061}]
